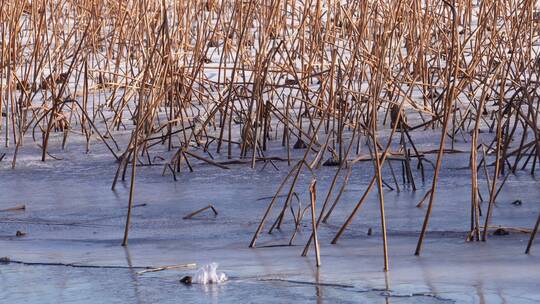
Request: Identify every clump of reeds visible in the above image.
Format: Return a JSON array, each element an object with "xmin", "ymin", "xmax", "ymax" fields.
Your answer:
[{"xmin": 0, "ymin": 0, "xmax": 538, "ymax": 264}]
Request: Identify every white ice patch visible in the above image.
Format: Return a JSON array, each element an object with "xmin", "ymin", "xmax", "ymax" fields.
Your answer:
[{"xmin": 192, "ymin": 263, "xmax": 227, "ymax": 284}]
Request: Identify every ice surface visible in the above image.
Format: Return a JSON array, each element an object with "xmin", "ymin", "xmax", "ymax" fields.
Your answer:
[{"xmin": 0, "ymin": 129, "xmax": 538, "ymax": 303}]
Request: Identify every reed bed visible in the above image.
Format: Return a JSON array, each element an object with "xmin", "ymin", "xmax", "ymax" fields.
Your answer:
[{"xmin": 1, "ymin": 0, "xmax": 539, "ymax": 269}]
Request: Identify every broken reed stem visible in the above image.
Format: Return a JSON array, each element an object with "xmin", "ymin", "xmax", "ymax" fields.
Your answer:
[
  {"xmin": 183, "ymin": 204, "xmax": 218, "ymax": 219},
  {"xmin": 136, "ymin": 263, "xmax": 197, "ymax": 275},
  {"xmin": 0, "ymin": 204, "xmax": 25, "ymax": 212}
]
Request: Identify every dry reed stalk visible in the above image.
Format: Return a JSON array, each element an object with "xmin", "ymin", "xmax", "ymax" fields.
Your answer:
[
  {"xmin": 183, "ymin": 205, "xmax": 218, "ymax": 219},
  {"xmin": 526, "ymin": 213, "xmax": 540, "ymax": 254}
]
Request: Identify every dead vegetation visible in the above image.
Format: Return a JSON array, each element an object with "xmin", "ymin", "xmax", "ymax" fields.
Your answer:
[{"xmin": 0, "ymin": 0, "xmax": 539, "ymax": 269}]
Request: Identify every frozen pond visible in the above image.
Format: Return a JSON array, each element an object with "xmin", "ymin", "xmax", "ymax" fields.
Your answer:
[
  {"xmin": 0, "ymin": 135, "xmax": 539, "ymax": 303},
  {"xmin": 1, "ymin": 0, "xmax": 539, "ymax": 302}
]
